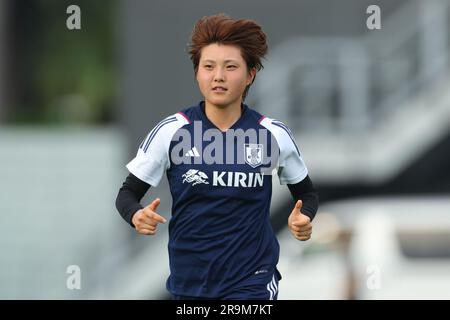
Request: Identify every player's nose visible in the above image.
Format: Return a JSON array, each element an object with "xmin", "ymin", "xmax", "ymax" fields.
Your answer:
[{"xmin": 213, "ymin": 67, "xmax": 225, "ymax": 82}]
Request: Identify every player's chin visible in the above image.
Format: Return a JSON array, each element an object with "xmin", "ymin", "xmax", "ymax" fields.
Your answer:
[
  {"xmin": 206, "ymin": 94, "xmax": 238, "ymax": 108},
  {"xmin": 207, "ymin": 98, "xmax": 230, "ymax": 108}
]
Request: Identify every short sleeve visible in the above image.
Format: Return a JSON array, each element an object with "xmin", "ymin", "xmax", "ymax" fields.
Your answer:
[
  {"xmin": 126, "ymin": 116, "xmax": 179, "ymax": 186},
  {"xmin": 272, "ymin": 121, "xmax": 308, "ymax": 185}
]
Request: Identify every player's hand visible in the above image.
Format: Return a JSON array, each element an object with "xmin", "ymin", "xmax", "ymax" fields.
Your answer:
[
  {"xmin": 132, "ymin": 198, "xmax": 167, "ymax": 236},
  {"xmin": 288, "ymin": 200, "xmax": 312, "ymax": 241}
]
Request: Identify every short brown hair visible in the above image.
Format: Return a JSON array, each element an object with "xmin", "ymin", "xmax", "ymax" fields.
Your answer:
[{"xmin": 188, "ymin": 13, "xmax": 268, "ymax": 101}]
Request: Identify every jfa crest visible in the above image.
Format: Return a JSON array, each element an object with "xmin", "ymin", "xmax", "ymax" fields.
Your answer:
[{"xmin": 244, "ymin": 144, "xmax": 263, "ymax": 168}]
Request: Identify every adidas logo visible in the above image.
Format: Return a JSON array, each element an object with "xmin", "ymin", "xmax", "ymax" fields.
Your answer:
[
  {"xmin": 185, "ymin": 146, "xmax": 200, "ymax": 157},
  {"xmin": 255, "ymin": 269, "xmax": 268, "ymax": 275}
]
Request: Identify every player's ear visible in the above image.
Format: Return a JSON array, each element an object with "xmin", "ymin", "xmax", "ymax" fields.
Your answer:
[
  {"xmin": 247, "ymin": 67, "xmax": 256, "ymax": 86},
  {"xmin": 194, "ymin": 65, "xmax": 200, "ymax": 81}
]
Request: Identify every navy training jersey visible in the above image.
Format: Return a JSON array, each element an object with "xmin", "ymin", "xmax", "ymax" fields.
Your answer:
[{"xmin": 126, "ymin": 101, "xmax": 308, "ymax": 298}]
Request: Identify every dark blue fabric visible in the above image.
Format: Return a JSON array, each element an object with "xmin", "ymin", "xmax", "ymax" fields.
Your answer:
[
  {"xmin": 171, "ymin": 268, "xmax": 281, "ymax": 300},
  {"xmin": 165, "ymin": 101, "xmax": 281, "ymax": 298}
]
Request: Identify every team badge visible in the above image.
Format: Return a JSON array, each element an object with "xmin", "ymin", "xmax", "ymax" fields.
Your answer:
[{"xmin": 244, "ymin": 144, "xmax": 263, "ymax": 168}]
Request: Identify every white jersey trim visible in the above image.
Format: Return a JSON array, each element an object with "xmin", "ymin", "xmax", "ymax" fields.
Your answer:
[
  {"xmin": 260, "ymin": 117, "xmax": 308, "ymax": 185},
  {"xmin": 126, "ymin": 112, "xmax": 190, "ymax": 186},
  {"xmin": 266, "ymin": 274, "xmax": 278, "ymax": 300}
]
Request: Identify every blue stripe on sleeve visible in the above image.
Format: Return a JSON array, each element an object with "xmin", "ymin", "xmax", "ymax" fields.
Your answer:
[
  {"xmin": 272, "ymin": 121, "xmax": 301, "ymax": 157},
  {"xmin": 142, "ymin": 117, "xmax": 177, "ymax": 152}
]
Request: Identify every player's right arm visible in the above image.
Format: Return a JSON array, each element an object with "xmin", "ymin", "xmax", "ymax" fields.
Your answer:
[
  {"xmin": 115, "ymin": 173, "xmax": 166, "ymax": 235},
  {"xmin": 115, "ymin": 113, "xmax": 187, "ymax": 234}
]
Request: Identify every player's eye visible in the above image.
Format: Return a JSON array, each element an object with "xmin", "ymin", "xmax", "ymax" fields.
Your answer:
[
  {"xmin": 204, "ymin": 65, "xmax": 213, "ymax": 69},
  {"xmin": 227, "ymin": 65, "xmax": 237, "ymax": 69}
]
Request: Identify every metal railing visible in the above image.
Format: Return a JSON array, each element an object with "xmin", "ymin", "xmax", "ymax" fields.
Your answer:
[{"xmin": 255, "ymin": 0, "xmax": 450, "ymax": 133}]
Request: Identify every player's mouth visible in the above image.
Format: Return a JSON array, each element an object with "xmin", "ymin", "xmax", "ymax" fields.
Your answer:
[{"xmin": 212, "ymin": 86, "xmax": 228, "ymax": 92}]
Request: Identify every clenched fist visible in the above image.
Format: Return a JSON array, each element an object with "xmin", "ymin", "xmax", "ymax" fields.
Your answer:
[
  {"xmin": 132, "ymin": 198, "xmax": 167, "ymax": 236},
  {"xmin": 288, "ymin": 200, "xmax": 312, "ymax": 241}
]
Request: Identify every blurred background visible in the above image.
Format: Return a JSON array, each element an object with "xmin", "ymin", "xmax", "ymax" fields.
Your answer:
[{"xmin": 1, "ymin": 0, "xmax": 449, "ymax": 299}]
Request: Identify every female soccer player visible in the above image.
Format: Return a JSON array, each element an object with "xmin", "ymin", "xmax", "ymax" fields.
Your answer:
[{"xmin": 116, "ymin": 13, "xmax": 319, "ymax": 300}]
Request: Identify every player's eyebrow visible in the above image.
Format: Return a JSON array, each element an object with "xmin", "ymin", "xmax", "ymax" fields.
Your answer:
[{"xmin": 202, "ymin": 59, "xmax": 240, "ymax": 64}]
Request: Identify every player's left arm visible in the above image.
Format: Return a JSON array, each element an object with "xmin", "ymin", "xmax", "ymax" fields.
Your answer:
[
  {"xmin": 269, "ymin": 119, "xmax": 319, "ymax": 241},
  {"xmin": 287, "ymin": 175, "xmax": 319, "ymax": 241}
]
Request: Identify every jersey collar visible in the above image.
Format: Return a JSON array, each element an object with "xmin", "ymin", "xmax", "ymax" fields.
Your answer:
[{"xmin": 196, "ymin": 100, "xmax": 249, "ymax": 132}]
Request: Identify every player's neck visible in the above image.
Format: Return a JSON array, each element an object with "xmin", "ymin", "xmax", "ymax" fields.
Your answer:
[{"xmin": 204, "ymin": 100, "xmax": 243, "ymax": 132}]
